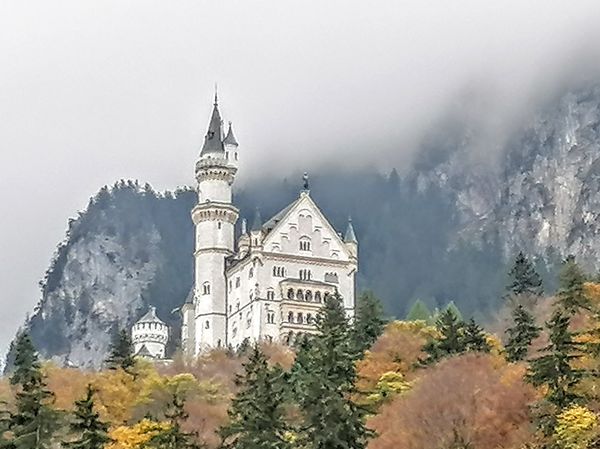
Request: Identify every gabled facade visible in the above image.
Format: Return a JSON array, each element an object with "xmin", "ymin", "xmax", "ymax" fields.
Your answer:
[{"xmin": 181, "ymin": 95, "xmax": 358, "ymax": 356}]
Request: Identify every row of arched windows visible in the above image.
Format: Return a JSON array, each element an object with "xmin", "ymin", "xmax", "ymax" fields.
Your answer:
[
  {"xmin": 273, "ymin": 266, "xmax": 286, "ymax": 277},
  {"xmin": 286, "ymin": 311, "xmax": 315, "ymax": 325},
  {"xmin": 299, "ymin": 269, "xmax": 312, "ymax": 280},
  {"xmin": 287, "ymin": 288, "xmax": 329, "ymax": 303}
]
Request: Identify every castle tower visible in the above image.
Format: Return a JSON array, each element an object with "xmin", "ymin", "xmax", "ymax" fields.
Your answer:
[
  {"xmin": 131, "ymin": 306, "xmax": 169, "ymax": 359},
  {"xmin": 190, "ymin": 93, "xmax": 239, "ymax": 354}
]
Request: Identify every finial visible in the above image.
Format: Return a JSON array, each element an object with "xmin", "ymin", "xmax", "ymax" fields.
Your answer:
[
  {"xmin": 241, "ymin": 218, "xmax": 248, "ymax": 235},
  {"xmin": 214, "ymin": 83, "xmax": 218, "ymax": 106},
  {"xmin": 303, "ymin": 172, "xmax": 309, "ymax": 191}
]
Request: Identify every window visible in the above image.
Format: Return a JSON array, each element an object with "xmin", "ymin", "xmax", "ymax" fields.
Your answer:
[
  {"xmin": 267, "ymin": 312, "xmax": 275, "ymax": 324},
  {"xmin": 267, "ymin": 289, "xmax": 275, "ymax": 301},
  {"xmin": 307, "ymin": 313, "xmax": 314, "ymax": 324},
  {"xmin": 205, "ymin": 320, "xmax": 210, "ymax": 329},
  {"xmin": 249, "ymin": 290, "xmax": 254, "ymax": 301},
  {"xmin": 325, "ymin": 272, "xmax": 339, "ymax": 283},
  {"xmin": 315, "ymin": 291, "xmax": 322, "ymax": 303},
  {"xmin": 288, "ymin": 311, "xmax": 294, "ymax": 322},
  {"xmin": 235, "ymin": 277, "xmax": 240, "ymax": 288},
  {"xmin": 249, "ymin": 267, "xmax": 254, "ymax": 278},
  {"xmin": 305, "ymin": 290, "xmax": 313, "ymax": 302},
  {"xmin": 218, "ymin": 221, "xmax": 222, "ymax": 229},
  {"xmin": 297, "ymin": 312, "xmax": 303, "ymax": 324},
  {"xmin": 299, "ymin": 239, "xmax": 311, "ymax": 251},
  {"xmin": 273, "ymin": 266, "xmax": 285, "ymax": 277},
  {"xmin": 202, "ymin": 282, "xmax": 211, "ymax": 295},
  {"xmin": 232, "ymin": 327, "xmax": 238, "ymax": 338},
  {"xmin": 236, "ymin": 302, "xmax": 240, "ymax": 311},
  {"xmin": 229, "ymin": 305, "xmax": 232, "ymax": 313},
  {"xmin": 287, "ymin": 288, "xmax": 295, "ymax": 300},
  {"xmin": 299, "ymin": 269, "xmax": 312, "ymax": 281},
  {"xmin": 266, "ymin": 335, "xmax": 273, "ymax": 343},
  {"xmin": 297, "ymin": 289, "xmax": 304, "ymax": 301},
  {"xmin": 229, "ymin": 280, "xmax": 232, "ymax": 291}
]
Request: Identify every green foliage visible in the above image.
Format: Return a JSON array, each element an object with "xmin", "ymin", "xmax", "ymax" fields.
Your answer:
[
  {"xmin": 105, "ymin": 329, "xmax": 135, "ymax": 374},
  {"xmin": 443, "ymin": 301, "xmax": 463, "ymax": 322},
  {"xmin": 557, "ymin": 256, "xmax": 589, "ymax": 315},
  {"xmin": 505, "ymin": 304, "xmax": 541, "ymax": 362},
  {"xmin": 144, "ymin": 392, "xmax": 201, "ymax": 449},
  {"xmin": 462, "ymin": 319, "xmax": 491, "ymax": 353},
  {"xmin": 406, "ymin": 299, "xmax": 432, "ymax": 322},
  {"xmin": 6, "ymin": 333, "xmax": 57, "ymax": 449},
  {"xmin": 63, "ymin": 384, "xmax": 111, "ymax": 449},
  {"xmin": 351, "ymin": 291, "xmax": 387, "ymax": 355},
  {"xmin": 528, "ymin": 310, "xmax": 586, "ymax": 433},
  {"xmin": 291, "ymin": 293, "xmax": 372, "ymax": 449},
  {"xmin": 219, "ymin": 345, "xmax": 289, "ymax": 449},
  {"xmin": 507, "ymin": 251, "xmax": 543, "ymax": 297}
]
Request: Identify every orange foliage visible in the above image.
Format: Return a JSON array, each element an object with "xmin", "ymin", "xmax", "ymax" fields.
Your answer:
[
  {"xmin": 44, "ymin": 364, "xmax": 91, "ymax": 410},
  {"xmin": 368, "ymin": 353, "xmax": 538, "ymax": 449}
]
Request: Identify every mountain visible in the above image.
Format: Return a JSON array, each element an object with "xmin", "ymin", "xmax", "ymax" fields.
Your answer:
[{"xmin": 8, "ymin": 82, "xmax": 600, "ymax": 369}]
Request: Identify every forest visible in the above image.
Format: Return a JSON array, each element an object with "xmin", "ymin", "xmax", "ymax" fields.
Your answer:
[{"xmin": 2, "ymin": 253, "xmax": 600, "ymax": 448}]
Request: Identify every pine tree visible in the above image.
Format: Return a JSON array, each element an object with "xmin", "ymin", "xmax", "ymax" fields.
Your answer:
[
  {"xmin": 105, "ymin": 329, "xmax": 135, "ymax": 373},
  {"xmin": 421, "ymin": 308, "xmax": 465, "ymax": 364},
  {"xmin": 291, "ymin": 293, "xmax": 372, "ymax": 449},
  {"xmin": 351, "ymin": 291, "xmax": 386, "ymax": 355},
  {"xmin": 505, "ymin": 304, "xmax": 541, "ymax": 362},
  {"xmin": 145, "ymin": 392, "xmax": 201, "ymax": 449},
  {"xmin": 406, "ymin": 299, "xmax": 432, "ymax": 322},
  {"xmin": 63, "ymin": 384, "xmax": 110, "ymax": 449},
  {"xmin": 443, "ymin": 301, "xmax": 463, "ymax": 322},
  {"xmin": 463, "ymin": 319, "xmax": 491, "ymax": 353},
  {"xmin": 219, "ymin": 345, "xmax": 289, "ymax": 449},
  {"xmin": 528, "ymin": 310, "xmax": 585, "ymax": 410},
  {"xmin": 6, "ymin": 333, "xmax": 57, "ymax": 449},
  {"xmin": 507, "ymin": 251, "xmax": 543, "ymax": 298},
  {"xmin": 556, "ymin": 255, "xmax": 589, "ymax": 315}
]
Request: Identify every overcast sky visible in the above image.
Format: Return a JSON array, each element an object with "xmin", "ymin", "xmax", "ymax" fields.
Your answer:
[{"xmin": 1, "ymin": 0, "xmax": 600, "ymax": 355}]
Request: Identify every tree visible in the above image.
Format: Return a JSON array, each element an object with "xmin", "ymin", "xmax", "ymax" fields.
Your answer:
[
  {"xmin": 6, "ymin": 332, "xmax": 57, "ymax": 449},
  {"xmin": 63, "ymin": 384, "xmax": 111, "ymax": 449},
  {"xmin": 291, "ymin": 293, "xmax": 372, "ymax": 449},
  {"xmin": 507, "ymin": 251, "xmax": 543, "ymax": 298},
  {"xmin": 405, "ymin": 299, "xmax": 432, "ymax": 322},
  {"xmin": 421, "ymin": 308, "xmax": 465, "ymax": 364},
  {"xmin": 528, "ymin": 310, "xmax": 586, "ymax": 433},
  {"xmin": 145, "ymin": 392, "xmax": 201, "ymax": 449},
  {"xmin": 105, "ymin": 329, "xmax": 135, "ymax": 373},
  {"xmin": 505, "ymin": 304, "xmax": 541, "ymax": 362},
  {"xmin": 462, "ymin": 319, "xmax": 491, "ymax": 353},
  {"xmin": 351, "ymin": 291, "xmax": 387, "ymax": 355},
  {"xmin": 219, "ymin": 345, "xmax": 290, "ymax": 449},
  {"xmin": 556, "ymin": 256, "xmax": 589, "ymax": 315}
]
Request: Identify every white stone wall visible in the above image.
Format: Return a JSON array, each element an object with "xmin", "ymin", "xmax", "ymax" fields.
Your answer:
[
  {"xmin": 131, "ymin": 321, "xmax": 168, "ymax": 358},
  {"xmin": 198, "ymin": 178, "xmax": 232, "ymax": 203}
]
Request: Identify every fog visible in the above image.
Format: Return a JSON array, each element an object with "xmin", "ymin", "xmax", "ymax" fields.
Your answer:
[{"xmin": 1, "ymin": 0, "xmax": 600, "ymax": 355}]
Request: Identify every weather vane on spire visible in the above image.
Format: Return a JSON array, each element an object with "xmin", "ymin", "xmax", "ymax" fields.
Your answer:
[{"xmin": 303, "ymin": 172, "xmax": 310, "ymax": 191}]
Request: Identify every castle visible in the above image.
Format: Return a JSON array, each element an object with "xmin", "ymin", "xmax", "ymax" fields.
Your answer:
[{"xmin": 134, "ymin": 93, "xmax": 358, "ymax": 358}]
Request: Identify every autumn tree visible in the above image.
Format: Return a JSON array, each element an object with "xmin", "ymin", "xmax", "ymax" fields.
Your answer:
[
  {"xmin": 351, "ymin": 291, "xmax": 387, "ymax": 355},
  {"xmin": 556, "ymin": 256, "xmax": 590, "ymax": 315},
  {"xmin": 105, "ymin": 329, "xmax": 135, "ymax": 373},
  {"xmin": 219, "ymin": 345, "xmax": 289, "ymax": 449},
  {"xmin": 507, "ymin": 251, "xmax": 543, "ymax": 298},
  {"xmin": 505, "ymin": 304, "xmax": 541, "ymax": 362},
  {"xmin": 145, "ymin": 392, "xmax": 201, "ymax": 449},
  {"xmin": 6, "ymin": 332, "xmax": 58, "ymax": 449},
  {"xmin": 63, "ymin": 384, "xmax": 111, "ymax": 449},
  {"xmin": 291, "ymin": 293, "xmax": 372, "ymax": 449}
]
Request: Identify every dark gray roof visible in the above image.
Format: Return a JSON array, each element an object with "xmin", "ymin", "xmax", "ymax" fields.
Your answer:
[
  {"xmin": 261, "ymin": 198, "xmax": 300, "ymax": 234},
  {"xmin": 200, "ymin": 103, "xmax": 224, "ymax": 155},
  {"xmin": 184, "ymin": 285, "xmax": 195, "ymax": 304},
  {"xmin": 137, "ymin": 306, "xmax": 165, "ymax": 324},
  {"xmin": 344, "ymin": 218, "xmax": 357, "ymax": 243},
  {"xmin": 223, "ymin": 122, "xmax": 238, "ymax": 146},
  {"xmin": 135, "ymin": 344, "xmax": 154, "ymax": 358}
]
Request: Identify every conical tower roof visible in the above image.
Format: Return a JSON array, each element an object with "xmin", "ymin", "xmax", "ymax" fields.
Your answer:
[
  {"xmin": 344, "ymin": 217, "xmax": 357, "ymax": 243},
  {"xmin": 200, "ymin": 95, "xmax": 225, "ymax": 155},
  {"xmin": 137, "ymin": 306, "xmax": 165, "ymax": 325},
  {"xmin": 223, "ymin": 122, "xmax": 238, "ymax": 147}
]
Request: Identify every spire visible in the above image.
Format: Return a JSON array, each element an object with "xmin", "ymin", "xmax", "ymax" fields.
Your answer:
[
  {"xmin": 302, "ymin": 172, "xmax": 310, "ymax": 192},
  {"xmin": 344, "ymin": 217, "xmax": 357, "ymax": 243},
  {"xmin": 223, "ymin": 121, "xmax": 239, "ymax": 147},
  {"xmin": 251, "ymin": 208, "xmax": 262, "ymax": 232},
  {"xmin": 200, "ymin": 91, "xmax": 225, "ymax": 155}
]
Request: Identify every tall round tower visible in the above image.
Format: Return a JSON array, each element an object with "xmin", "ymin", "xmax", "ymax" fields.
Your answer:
[{"xmin": 191, "ymin": 93, "xmax": 239, "ymax": 354}]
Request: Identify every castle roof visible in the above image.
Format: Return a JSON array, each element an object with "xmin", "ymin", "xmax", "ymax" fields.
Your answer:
[
  {"xmin": 261, "ymin": 198, "xmax": 300, "ymax": 235},
  {"xmin": 184, "ymin": 285, "xmax": 195, "ymax": 304},
  {"xmin": 136, "ymin": 306, "xmax": 165, "ymax": 325},
  {"xmin": 200, "ymin": 99, "xmax": 225, "ymax": 156},
  {"xmin": 223, "ymin": 122, "xmax": 238, "ymax": 146},
  {"xmin": 344, "ymin": 218, "xmax": 357, "ymax": 243},
  {"xmin": 135, "ymin": 344, "xmax": 155, "ymax": 358}
]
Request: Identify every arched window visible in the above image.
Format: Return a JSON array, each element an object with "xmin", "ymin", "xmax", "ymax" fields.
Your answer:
[
  {"xmin": 249, "ymin": 267, "xmax": 254, "ymax": 278},
  {"xmin": 267, "ymin": 312, "xmax": 275, "ymax": 324},
  {"xmin": 267, "ymin": 289, "xmax": 275, "ymax": 301},
  {"xmin": 287, "ymin": 288, "xmax": 295, "ymax": 300},
  {"xmin": 307, "ymin": 313, "xmax": 314, "ymax": 324},
  {"xmin": 202, "ymin": 282, "xmax": 211, "ymax": 295},
  {"xmin": 297, "ymin": 312, "xmax": 303, "ymax": 324},
  {"xmin": 297, "ymin": 289, "xmax": 304, "ymax": 301},
  {"xmin": 305, "ymin": 290, "xmax": 313, "ymax": 302},
  {"xmin": 315, "ymin": 291, "xmax": 322, "ymax": 303},
  {"xmin": 218, "ymin": 221, "xmax": 222, "ymax": 229},
  {"xmin": 205, "ymin": 320, "xmax": 210, "ymax": 329},
  {"xmin": 299, "ymin": 239, "xmax": 311, "ymax": 251},
  {"xmin": 288, "ymin": 311, "xmax": 294, "ymax": 322},
  {"xmin": 325, "ymin": 272, "xmax": 339, "ymax": 284},
  {"xmin": 249, "ymin": 290, "xmax": 254, "ymax": 301}
]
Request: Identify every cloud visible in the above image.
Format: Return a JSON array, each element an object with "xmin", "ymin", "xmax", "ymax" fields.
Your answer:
[{"xmin": 0, "ymin": 0, "xmax": 599, "ymax": 352}]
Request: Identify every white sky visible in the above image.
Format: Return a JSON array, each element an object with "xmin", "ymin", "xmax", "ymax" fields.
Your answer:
[{"xmin": 1, "ymin": 0, "xmax": 600, "ymax": 354}]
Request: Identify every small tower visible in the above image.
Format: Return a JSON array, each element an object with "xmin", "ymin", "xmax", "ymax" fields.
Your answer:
[
  {"xmin": 189, "ymin": 92, "xmax": 240, "ymax": 354},
  {"xmin": 344, "ymin": 217, "xmax": 358, "ymax": 260},
  {"xmin": 131, "ymin": 306, "xmax": 169, "ymax": 359}
]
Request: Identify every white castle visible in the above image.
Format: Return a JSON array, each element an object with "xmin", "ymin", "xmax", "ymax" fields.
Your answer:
[{"xmin": 180, "ymin": 94, "xmax": 358, "ymax": 356}]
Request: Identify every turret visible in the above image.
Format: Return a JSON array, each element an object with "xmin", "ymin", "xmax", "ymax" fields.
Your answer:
[
  {"xmin": 131, "ymin": 306, "xmax": 169, "ymax": 359},
  {"xmin": 238, "ymin": 218, "xmax": 250, "ymax": 257},
  {"xmin": 344, "ymin": 217, "xmax": 358, "ymax": 259},
  {"xmin": 250, "ymin": 208, "xmax": 264, "ymax": 248},
  {"xmin": 223, "ymin": 122, "xmax": 239, "ymax": 166}
]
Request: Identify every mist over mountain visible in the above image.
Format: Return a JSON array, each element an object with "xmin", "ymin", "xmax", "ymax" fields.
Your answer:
[{"xmin": 8, "ymin": 81, "xmax": 600, "ymax": 369}]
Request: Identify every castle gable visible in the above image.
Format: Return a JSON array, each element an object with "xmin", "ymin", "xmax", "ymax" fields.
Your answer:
[{"xmin": 262, "ymin": 193, "xmax": 350, "ymax": 261}]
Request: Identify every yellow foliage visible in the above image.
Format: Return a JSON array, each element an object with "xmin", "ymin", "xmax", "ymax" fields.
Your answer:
[
  {"xmin": 107, "ymin": 419, "xmax": 170, "ymax": 449},
  {"xmin": 555, "ymin": 405, "xmax": 599, "ymax": 449}
]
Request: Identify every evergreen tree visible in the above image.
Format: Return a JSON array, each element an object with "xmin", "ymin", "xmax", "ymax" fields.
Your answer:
[
  {"xmin": 6, "ymin": 333, "xmax": 57, "ymax": 449},
  {"xmin": 351, "ymin": 291, "xmax": 386, "ymax": 355},
  {"xmin": 63, "ymin": 384, "xmax": 110, "ymax": 449},
  {"xmin": 505, "ymin": 304, "xmax": 541, "ymax": 362},
  {"xmin": 145, "ymin": 392, "xmax": 201, "ymax": 449},
  {"xmin": 443, "ymin": 301, "xmax": 463, "ymax": 322},
  {"xmin": 507, "ymin": 251, "xmax": 543, "ymax": 297},
  {"xmin": 291, "ymin": 294, "xmax": 372, "ymax": 449},
  {"xmin": 105, "ymin": 329, "xmax": 135, "ymax": 373},
  {"xmin": 219, "ymin": 345, "xmax": 289, "ymax": 449},
  {"xmin": 405, "ymin": 299, "xmax": 432, "ymax": 322},
  {"xmin": 421, "ymin": 308, "xmax": 465, "ymax": 364},
  {"xmin": 462, "ymin": 319, "xmax": 491, "ymax": 353},
  {"xmin": 556, "ymin": 255, "xmax": 589, "ymax": 315},
  {"xmin": 528, "ymin": 310, "xmax": 585, "ymax": 411}
]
